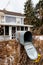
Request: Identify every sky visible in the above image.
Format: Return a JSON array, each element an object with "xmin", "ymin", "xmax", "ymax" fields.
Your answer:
[{"xmin": 0, "ymin": 0, "xmax": 39, "ymax": 13}]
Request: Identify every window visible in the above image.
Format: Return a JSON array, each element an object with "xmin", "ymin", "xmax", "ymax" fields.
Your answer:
[
  {"xmin": 6, "ymin": 16, "xmax": 16, "ymax": 23},
  {"xmin": 12, "ymin": 27, "xmax": 16, "ymax": 33},
  {"xmin": 0, "ymin": 26, "xmax": 4, "ymax": 35},
  {"xmin": 5, "ymin": 26, "xmax": 9, "ymax": 35},
  {"xmin": 21, "ymin": 18, "xmax": 23, "ymax": 24},
  {"xmin": 25, "ymin": 27, "xmax": 28, "ymax": 31},
  {"xmin": 17, "ymin": 26, "xmax": 20, "ymax": 31},
  {"xmin": 21, "ymin": 26, "xmax": 24, "ymax": 31},
  {"xmin": 0, "ymin": 26, "xmax": 9, "ymax": 35}
]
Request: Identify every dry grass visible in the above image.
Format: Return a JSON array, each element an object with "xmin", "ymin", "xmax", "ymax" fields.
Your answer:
[
  {"xmin": 18, "ymin": 40, "xmax": 43, "ymax": 65},
  {"xmin": 0, "ymin": 38, "xmax": 43, "ymax": 65}
]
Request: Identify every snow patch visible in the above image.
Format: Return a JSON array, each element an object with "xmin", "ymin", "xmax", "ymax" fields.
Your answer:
[{"xmin": 33, "ymin": 36, "xmax": 43, "ymax": 40}]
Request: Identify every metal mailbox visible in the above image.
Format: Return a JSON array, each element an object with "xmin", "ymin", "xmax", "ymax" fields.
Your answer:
[
  {"xmin": 16, "ymin": 31, "xmax": 38, "ymax": 60},
  {"xmin": 16, "ymin": 31, "xmax": 32, "ymax": 45}
]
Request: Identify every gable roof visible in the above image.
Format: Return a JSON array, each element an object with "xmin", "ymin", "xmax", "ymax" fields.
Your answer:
[{"xmin": 0, "ymin": 10, "xmax": 24, "ymax": 16}]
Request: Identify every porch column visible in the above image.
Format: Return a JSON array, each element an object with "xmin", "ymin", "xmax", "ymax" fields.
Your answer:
[
  {"xmin": 9, "ymin": 26, "xmax": 12, "ymax": 39},
  {"xmin": 28, "ymin": 27, "xmax": 30, "ymax": 31},
  {"xmin": 16, "ymin": 26, "xmax": 17, "ymax": 32}
]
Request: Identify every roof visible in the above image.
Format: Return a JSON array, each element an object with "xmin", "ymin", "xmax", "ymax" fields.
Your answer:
[{"xmin": 0, "ymin": 10, "xmax": 24, "ymax": 16}]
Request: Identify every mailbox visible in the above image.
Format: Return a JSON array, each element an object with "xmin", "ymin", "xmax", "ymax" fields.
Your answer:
[
  {"xmin": 16, "ymin": 31, "xmax": 32, "ymax": 45},
  {"xmin": 16, "ymin": 31, "xmax": 38, "ymax": 60}
]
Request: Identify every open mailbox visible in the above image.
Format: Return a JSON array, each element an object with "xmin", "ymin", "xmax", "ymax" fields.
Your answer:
[{"xmin": 16, "ymin": 31, "xmax": 38, "ymax": 60}]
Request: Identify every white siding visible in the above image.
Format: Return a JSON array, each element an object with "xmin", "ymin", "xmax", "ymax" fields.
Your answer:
[
  {"xmin": 0, "ymin": 16, "xmax": 4, "ymax": 23},
  {"xmin": 1, "ymin": 14, "xmax": 25, "ymax": 25},
  {"xmin": 21, "ymin": 18, "xmax": 24, "ymax": 24},
  {"xmin": 16, "ymin": 17, "xmax": 24, "ymax": 24},
  {"xmin": 5, "ymin": 16, "xmax": 24, "ymax": 25}
]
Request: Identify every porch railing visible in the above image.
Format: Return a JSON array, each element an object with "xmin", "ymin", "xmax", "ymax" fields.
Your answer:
[{"xmin": 0, "ymin": 35, "xmax": 10, "ymax": 41}]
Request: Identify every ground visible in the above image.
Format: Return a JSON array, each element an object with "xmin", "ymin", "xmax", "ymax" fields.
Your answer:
[{"xmin": 0, "ymin": 36, "xmax": 43, "ymax": 65}]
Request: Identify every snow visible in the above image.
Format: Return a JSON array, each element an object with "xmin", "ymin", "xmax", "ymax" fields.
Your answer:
[{"xmin": 33, "ymin": 36, "xmax": 43, "ymax": 40}]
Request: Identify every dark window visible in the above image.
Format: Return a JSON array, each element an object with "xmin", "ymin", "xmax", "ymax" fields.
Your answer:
[
  {"xmin": 0, "ymin": 26, "xmax": 4, "ymax": 35},
  {"xmin": 17, "ymin": 26, "xmax": 20, "ymax": 31},
  {"xmin": 12, "ymin": 27, "xmax": 16, "ymax": 33},
  {"xmin": 21, "ymin": 26, "xmax": 24, "ymax": 31},
  {"xmin": 5, "ymin": 26, "xmax": 9, "ymax": 35},
  {"xmin": 25, "ymin": 27, "xmax": 28, "ymax": 31}
]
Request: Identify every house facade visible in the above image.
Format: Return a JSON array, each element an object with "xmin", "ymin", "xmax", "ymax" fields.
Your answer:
[{"xmin": 0, "ymin": 10, "xmax": 33, "ymax": 40}]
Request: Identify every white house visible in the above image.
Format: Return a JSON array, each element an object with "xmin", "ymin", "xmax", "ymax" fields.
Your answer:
[{"xmin": 0, "ymin": 10, "xmax": 33, "ymax": 40}]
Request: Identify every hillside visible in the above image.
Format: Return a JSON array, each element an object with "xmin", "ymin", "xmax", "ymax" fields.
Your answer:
[{"xmin": 0, "ymin": 37, "xmax": 43, "ymax": 65}]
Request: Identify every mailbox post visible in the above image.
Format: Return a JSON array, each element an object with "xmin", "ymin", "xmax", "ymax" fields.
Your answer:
[{"xmin": 16, "ymin": 31, "xmax": 38, "ymax": 60}]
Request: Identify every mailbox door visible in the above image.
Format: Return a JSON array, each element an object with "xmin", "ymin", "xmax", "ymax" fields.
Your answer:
[{"xmin": 24, "ymin": 42, "xmax": 38, "ymax": 60}]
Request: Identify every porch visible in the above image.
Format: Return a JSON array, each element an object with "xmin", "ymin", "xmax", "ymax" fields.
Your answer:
[{"xmin": 0, "ymin": 24, "xmax": 31, "ymax": 41}]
